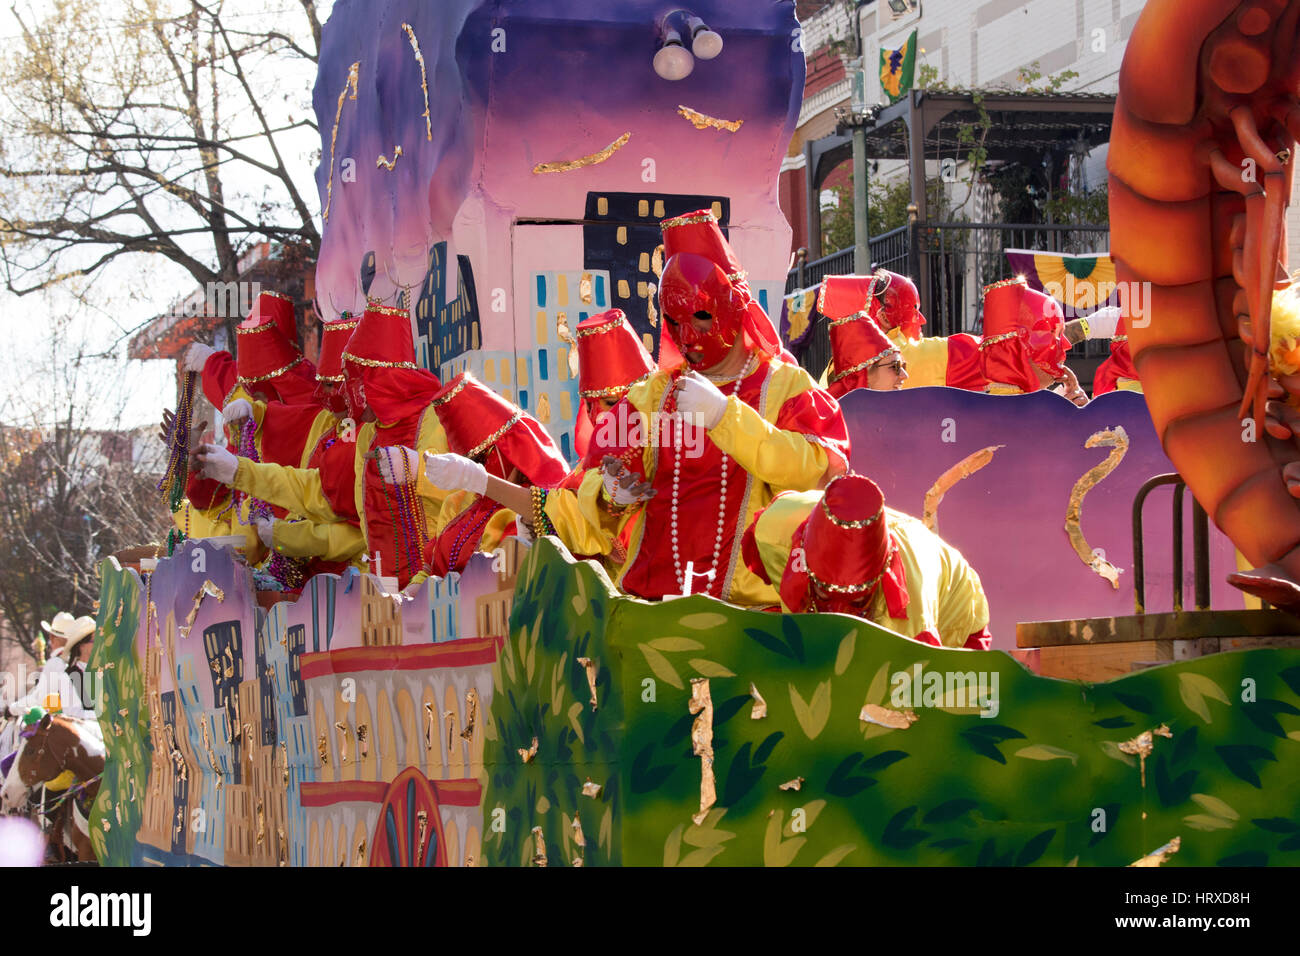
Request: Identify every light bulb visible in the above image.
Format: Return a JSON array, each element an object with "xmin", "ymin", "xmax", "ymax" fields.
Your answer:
[
  {"xmin": 687, "ymin": 17, "xmax": 723, "ymax": 60},
  {"xmin": 653, "ymin": 28, "xmax": 695, "ymax": 81}
]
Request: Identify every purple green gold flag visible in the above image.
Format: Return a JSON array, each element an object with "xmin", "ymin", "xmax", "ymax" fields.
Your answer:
[{"xmin": 1005, "ymin": 249, "xmax": 1119, "ymax": 320}]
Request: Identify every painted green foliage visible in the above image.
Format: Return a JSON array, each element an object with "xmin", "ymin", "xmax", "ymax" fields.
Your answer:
[
  {"xmin": 88, "ymin": 559, "xmax": 152, "ymax": 866},
  {"xmin": 484, "ymin": 539, "xmax": 1300, "ymax": 866}
]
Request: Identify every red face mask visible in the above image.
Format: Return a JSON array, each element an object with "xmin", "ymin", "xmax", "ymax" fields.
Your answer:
[
  {"xmin": 1023, "ymin": 293, "xmax": 1067, "ymax": 377},
  {"xmin": 874, "ymin": 273, "xmax": 925, "ymax": 340},
  {"xmin": 342, "ymin": 368, "xmax": 366, "ymax": 423},
  {"xmin": 659, "ymin": 253, "xmax": 748, "ymax": 370},
  {"xmin": 313, "ymin": 381, "xmax": 347, "ymax": 416}
]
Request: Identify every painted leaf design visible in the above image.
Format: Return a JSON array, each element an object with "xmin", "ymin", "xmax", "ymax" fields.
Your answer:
[
  {"xmin": 924, "ymin": 799, "xmax": 978, "ymax": 823},
  {"xmin": 1190, "ymin": 793, "xmax": 1238, "ymax": 821},
  {"xmin": 744, "ymin": 627, "xmax": 795, "ymax": 660},
  {"xmin": 678, "ymin": 613, "xmax": 729, "ymax": 630},
  {"xmin": 1016, "ymin": 829, "xmax": 1056, "ymax": 866},
  {"xmin": 834, "ymin": 632, "xmax": 856, "ymax": 676},
  {"xmin": 815, "ymin": 844, "xmax": 858, "ymax": 867},
  {"xmin": 1092, "ymin": 716, "xmax": 1134, "ymax": 729},
  {"xmin": 1014, "ymin": 744, "xmax": 1079, "ymax": 765},
  {"xmin": 567, "ymin": 701, "xmax": 585, "ymax": 745},
  {"xmin": 1216, "ymin": 851, "xmax": 1267, "ymax": 867},
  {"xmin": 881, "ymin": 806, "xmax": 930, "ymax": 849},
  {"xmin": 1215, "ymin": 744, "xmax": 1277, "ymax": 789},
  {"xmin": 688, "ymin": 658, "xmax": 736, "ymax": 679},
  {"xmin": 1113, "ymin": 691, "xmax": 1154, "ymax": 714},
  {"xmin": 1183, "ymin": 814, "xmax": 1236, "ymax": 831},
  {"xmin": 638, "ymin": 644, "xmax": 683, "ymax": 689},
  {"xmin": 1179, "ymin": 672, "xmax": 1230, "ymax": 724},
  {"xmin": 678, "ymin": 845, "xmax": 727, "ymax": 867},
  {"xmin": 783, "ymin": 800, "xmax": 827, "ymax": 838},
  {"xmin": 764, "ymin": 810, "xmax": 805, "ymax": 867},
  {"xmin": 826, "ymin": 753, "xmax": 877, "ymax": 797},
  {"xmin": 867, "ymin": 660, "xmax": 892, "ymax": 705},
  {"xmin": 1251, "ymin": 817, "xmax": 1300, "ymax": 833},
  {"xmin": 1100, "ymin": 740, "xmax": 1137, "ymax": 767},
  {"xmin": 648, "ymin": 637, "xmax": 705, "ymax": 653},
  {"xmin": 789, "ymin": 680, "xmax": 832, "ymax": 740},
  {"xmin": 860, "ymin": 750, "xmax": 910, "ymax": 773}
]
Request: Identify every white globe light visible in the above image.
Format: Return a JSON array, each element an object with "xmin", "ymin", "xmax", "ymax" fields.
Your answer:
[
  {"xmin": 654, "ymin": 41, "xmax": 695, "ymax": 81},
  {"xmin": 691, "ymin": 28, "xmax": 723, "ymax": 60}
]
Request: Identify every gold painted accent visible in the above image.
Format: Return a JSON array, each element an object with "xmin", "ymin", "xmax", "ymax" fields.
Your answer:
[
  {"xmin": 571, "ymin": 815, "xmax": 586, "ymax": 848},
  {"xmin": 689, "ymin": 678, "xmax": 716, "ymax": 826},
  {"xmin": 357, "ymin": 723, "xmax": 369, "ymax": 759},
  {"xmin": 653, "ymin": 199, "xmax": 665, "ymax": 218},
  {"xmin": 178, "ymin": 580, "xmax": 225, "ymax": 640},
  {"xmin": 531, "ymin": 826, "xmax": 548, "ymax": 866},
  {"xmin": 323, "ymin": 61, "xmax": 360, "ymax": 223},
  {"xmin": 579, "ymin": 273, "xmax": 594, "ymax": 304},
  {"xmin": 335, "ymin": 720, "xmax": 349, "ymax": 764},
  {"xmin": 355, "ymin": 837, "xmax": 367, "ymax": 868},
  {"xmin": 577, "ymin": 657, "xmax": 599, "ymax": 711},
  {"xmin": 637, "ymin": 281, "xmax": 647, "ymax": 298},
  {"xmin": 424, "ymin": 702, "xmax": 435, "ymax": 750},
  {"xmin": 461, "ymin": 689, "xmax": 478, "ymax": 740},
  {"xmin": 779, "ymin": 777, "xmax": 804, "ymax": 791},
  {"xmin": 400, "ymin": 23, "xmax": 433, "ymax": 141},
  {"xmin": 317, "ymin": 733, "xmax": 329, "ymax": 765},
  {"xmin": 711, "ymin": 201, "xmax": 723, "ymax": 220},
  {"xmin": 582, "ymin": 779, "xmax": 602, "ymax": 797},
  {"xmin": 923, "ymin": 445, "xmax": 1004, "ymax": 532},
  {"xmin": 376, "ymin": 146, "xmax": 403, "ymax": 170},
  {"xmin": 651, "ymin": 243, "xmax": 665, "ymax": 277},
  {"xmin": 1066, "ymin": 427, "xmax": 1129, "ymax": 589},
  {"xmin": 281, "ymin": 742, "xmax": 289, "ymax": 784},
  {"xmin": 643, "ymin": 333, "xmax": 654, "ymax": 352},
  {"xmin": 597, "ymin": 197, "xmax": 609, "ymax": 216},
  {"xmin": 859, "ymin": 703, "xmax": 918, "ymax": 729},
  {"xmin": 1118, "ymin": 724, "xmax": 1172, "ymax": 787},
  {"xmin": 532, "ymin": 131, "xmax": 632, "ymax": 174},
  {"xmin": 537, "ymin": 392, "xmax": 552, "ymax": 424},
  {"xmin": 646, "ymin": 284, "xmax": 659, "ymax": 328},
  {"xmin": 638, "ymin": 199, "xmax": 649, "ymax": 217},
  {"xmin": 750, "ymin": 683, "xmax": 767, "ymax": 719},
  {"xmin": 677, "ymin": 104, "xmax": 745, "ymax": 133},
  {"xmin": 444, "ymin": 710, "xmax": 456, "ymax": 754},
  {"xmin": 416, "ymin": 810, "xmax": 429, "ymax": 863},
  {"xmin": 639, "ymin": 252, "xmax": 650, "ymax": 273},
  {"xmin": 256, "ymin": 800, "xmax": 265, "ymax": 847},
  {"xmin": 1129, "ymin": 836, "xmax": 1181, "ymax": 867},
  {"xmin": 618, "ymin": 280, "xmax": 630, "ymax": 299},
  {"xmin": 519, "ymin": 735, "xmax": 539, "ymax": 763},
  {"xmin": 616, "ymin": 227, "xmax": 628, "ymax": 246}
]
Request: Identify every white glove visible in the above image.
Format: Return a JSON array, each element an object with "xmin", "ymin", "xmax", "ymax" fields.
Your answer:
[
  {"xmin": 601, "ymin": 456, "xmax": 656, "ymax": 507},
  {"xmin": 183, "ymin": 342, "xmax": 217, "ymax": 373},
  {"xmin": 674, "ymin": 372, "xmax": 730, "ymax": 430},
  {"xmin": 222, "ymin": 398, "xmax": 254, "ymax": 426},
  {"xmin": 197, "ymin": 443, "xmax": 239, "ymax": 484},
  {"xmin": 1085, "ymin": 306, "xmax": 1122, "ymax": 340},
  {"xmin": 372, "ymin": 446, "xmax": 420, "ymax": 485},
  {"xmin": 255, "ymin": 517, "xmax": 275, "ymax": 548},
  {"xmin": 423, "ymin": 452, "xmax": 489, "ymax": 496},
  {"xmin": 8, "ymin": 702, "xmax": 23, "ymax": 716}
]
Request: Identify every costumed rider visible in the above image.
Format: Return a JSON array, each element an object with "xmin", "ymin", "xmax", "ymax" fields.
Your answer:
[
  {"xmin": 374, "ymin": 372, "xmax": 569, "ymax": 588},
  {"xmin": 199, "ymin": 302, "xmax": 452, "ymax": 589},
  {"xmin": 573, "ymin": 309, "xmax": 658, "ymax": 463},
  {"xmin": 1089, "ymin": 310, "xmax": 1140, "ymax": 395},
  {"xmin": 742, "ymin": 474, "xmax": 992, "ymax": 649},
  {"xmin": 820, "ymin": 272, "xmax": 985, "ymax": 390},
  {"xmin": 978, "ymin": 276, "xmax": 1064, "ymax": 396},
  {"xmin": 6, "ymin": 613, "xmax": 99, "ymax": 721},
  {"xmin": 175, "ymin": 300, "xmax": 365, "ymax": 589},
  {"xmin": 429, "ymin": 209, "xmax": 853, "ymax": 606},
  {"xmin": 824, "ymin": 304, "xmax": 909, "ymax": 396}
]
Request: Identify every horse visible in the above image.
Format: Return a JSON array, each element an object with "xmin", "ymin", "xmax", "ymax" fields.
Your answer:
[{"xmin": 1, "ymin": 713, "xmax": 105, "ymax": 863}]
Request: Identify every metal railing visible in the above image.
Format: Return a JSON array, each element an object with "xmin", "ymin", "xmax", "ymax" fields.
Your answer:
[{"xmin": 1132, "ymin": 474, "xmax": 1211, "ymax": 614}]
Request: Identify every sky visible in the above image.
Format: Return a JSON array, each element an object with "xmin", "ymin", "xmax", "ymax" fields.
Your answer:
[{"xmin": 0, "ymin": 0, "xmax": 334, "ymax": 430}]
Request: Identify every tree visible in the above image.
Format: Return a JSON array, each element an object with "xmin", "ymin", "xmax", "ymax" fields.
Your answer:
[
  {"xmin": 0, "ymin": 0, "xmax": 324, "ymax": 346},
  {"xmin": 0, "ymin": 320, "xmax": 170, "ymax": 662}
]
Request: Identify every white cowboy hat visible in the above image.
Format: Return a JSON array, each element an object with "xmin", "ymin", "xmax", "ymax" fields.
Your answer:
[{"xmin": 40, "ymin": 613, "xmax": 96, "ymax": 656}]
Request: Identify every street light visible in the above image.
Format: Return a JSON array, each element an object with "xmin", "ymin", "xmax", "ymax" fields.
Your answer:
[{"xmin": 686, "ymin": 15, "xmax": 723, "ymax": 60}]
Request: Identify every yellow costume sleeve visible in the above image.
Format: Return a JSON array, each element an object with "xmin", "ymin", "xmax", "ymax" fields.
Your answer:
[
  {"xmin": 708, "ymin": 393, "xmax": 831, "ymax": 493},
  {"xmin": 173, "ymin": 499, "xmax": 232, "ymax": 539},
  {"xmin": 543, "ymin": 470, "xmax": 631, "ymax": 557},
  {"xmin": 232, "ymin": 459, "xmax": 340, "ymax": 524},
  {"xmin": 886, "ymin": 509, "xmax": 990, "ymax": 647},
  {"xmin": 749, "ymin": 492, "xmax": 819, "ymax": 586},
  {"xmin": 271, "ymin": 518, "xmax": 366, "ymax": 564},
  {"xmin": 891, "ymin": 329, "xmax": 949, "ymax": 389}
]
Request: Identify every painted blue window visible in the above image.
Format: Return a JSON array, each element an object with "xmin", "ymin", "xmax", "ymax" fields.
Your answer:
[
  {"xmin": 561, "ymin": 433, "xmax": 571, "ymax": 460},
  {"xmin": 536, "ymin": 275, "xmax": 547, "ymax": 308},
  {"xmin": 595, "ymin": 275, "xmax": 606, "ymax": 306},
  {"xmin": 538, "ymin": 349, "xmax": 548, "ymax": 381},
  {"xmin": 519, "ymin": 390, "xmax": 529, "ymax": 409},
  {"xmin": 759, "ymin": 289, "xmax": 769, "ymax": 311}
]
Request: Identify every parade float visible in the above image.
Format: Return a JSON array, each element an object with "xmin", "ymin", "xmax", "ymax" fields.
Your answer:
[{"xmin": 66, "ymin": 0, "xmax": 1300, "ymax": 865}]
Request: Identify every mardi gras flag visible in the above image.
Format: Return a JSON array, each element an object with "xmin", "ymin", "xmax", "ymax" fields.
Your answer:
[
  {"xmin": 1004, "ymin": 249, "xmax": 1119, "ymax": 320},
  {"xmin": 880, "ymin": 31, "xmax": 918, "ymax": 104}
]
